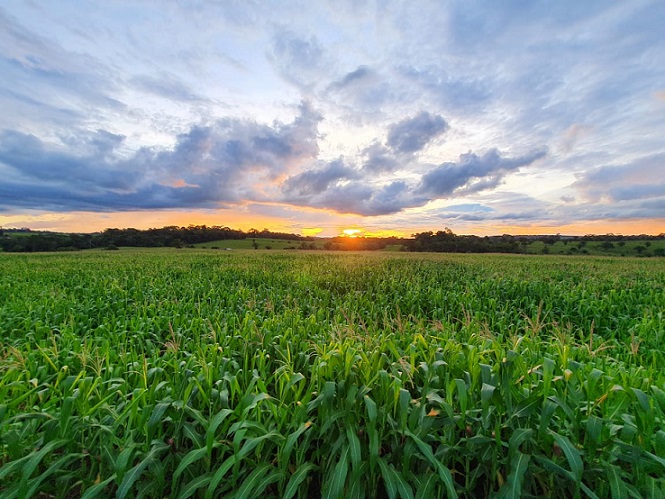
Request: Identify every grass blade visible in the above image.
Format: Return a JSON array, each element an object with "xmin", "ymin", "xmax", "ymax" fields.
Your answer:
[
  {"xmin": 283, "ymin": 462, "xmax": 317, "ymax": 499},
  {"xmin": 116, "ymin": 443, "xmax": 169, "ymax": 499},
  {"xmin": 549, "ymin": 431, "xmax": 583, "ymax": 481},
  {"xmin": 323, "ymin": 448, "xmax": 349, "ymax": 499}
]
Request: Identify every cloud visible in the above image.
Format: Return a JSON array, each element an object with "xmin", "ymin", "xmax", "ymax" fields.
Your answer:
[
  {"xmin": 287, "ymin": 179, "xmax": 427, "ymax": 217},
  {"xmin": 282, "ymin": 158, "xmax": 357, "ymax": 196},
  {"xmin": 329, "ymin": 65, "xmax": 374, "ymax": 90},
  {"xmin": 279, "ymin": 147, "xmax": 548, "ymax": 217},
  {"xmin": 0, "ymin": 102, "xmax": 321, "ymax": 211},
  {"xmin": 572, "ymin": 153, "xmax": 665, "ymax": 202},
  {"xmin": 418, "ymin": 148, "xmax": 547, "ymax": 198},
  {"xmin": 558, "ymin": 124, "xmax": 592, "ymax": 154},
  {"xmin": 278, "ymin": 106, "xmax": 548, "ymax": 217},
  {"xmin": 358, "ymin": 181, "xmax": 426, "ymax": 216},
  {"xmin": 425, "ymin": 187, "xmax": 665, "ymax": 228},
  {"xmin": 0, "ymin": 129, "xmax": 136, "ymax": 191},
  {"xmin": 387, "ymin": 111, "xmax": 449, "ymax": 153},
  {"xmin": 269, "ymin": 29, "xmax": 330, "ymax": 89},
  {"xmin": 324, "ymin": 65, "xmax": 402, "ymax": 120},
  {"xmin": 0, "ymin": 8, "xmax": 121, "ymax": 106},
  {"xmin": 130, "ymin": 73, "xmax": 205, "ymax": 102},
  {"xmin": 426, "ymin": 192, "xmax": 555, "ymax": 225},
  {"xmin": 397, "ymin": 65, "xmax": 493, "ymax": 111},
  {"xmin": 3, "ymin": 1, "xmax": 663, "ymax": 234},
  {"xmin": 361, "ymin": 141, "xmax": 400, "ymax": 173}
]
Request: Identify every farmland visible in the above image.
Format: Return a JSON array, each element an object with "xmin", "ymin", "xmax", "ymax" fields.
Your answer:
[
  {"xmin": 194, "ymin": 239, "xmax": 322, "ymax": 250},
  {"xmin": 1, "ymin": 249, "xmax": 664, "ymax": 497}
]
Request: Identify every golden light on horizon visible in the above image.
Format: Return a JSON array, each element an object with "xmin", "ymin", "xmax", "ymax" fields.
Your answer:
[
  {"xmin": 301, "ymin": 227, "xmax": 324, "ymax": 237},
  {"xmin": 1, "ymin": 211, "xmax": 662, "ymax": 239},
  {"xmin": 342, "ymin": 228, "xmax": 362, "ymax": 237}
]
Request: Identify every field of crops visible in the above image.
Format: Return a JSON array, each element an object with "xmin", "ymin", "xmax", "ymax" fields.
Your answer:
[{"xmin": 1, "ymin": 249, "xmax": 664, "ymax": 498}]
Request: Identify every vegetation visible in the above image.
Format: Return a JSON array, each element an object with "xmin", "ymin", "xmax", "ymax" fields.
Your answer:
[
  {"xmin": 1, "ymin": 249, "xmax": 664, "ymax": 497},
  {"xmin": 195, "ymin": 239, "xmax": 325, "ymax": 251},
  {"xmin": 0, "ymin": 226, "xmax": 407, "ymax": 253},
  {"xmin": 0, "ymin": 226, "xmax": 296, "ymax": 252},
  {"xmin": 3, "ymin": 225, "xmax": 664, "ymax": 257},
  {"xmin": 407, "ymin": 229, "xmax": 665, "ymax": 257}
]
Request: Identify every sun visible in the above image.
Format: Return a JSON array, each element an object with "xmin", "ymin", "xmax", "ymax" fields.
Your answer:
[{"xmin": 342, "ymin": 229, "xmax": 362, "ymax": 237}]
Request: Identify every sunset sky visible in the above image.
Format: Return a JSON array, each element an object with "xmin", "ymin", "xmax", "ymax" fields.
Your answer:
[{"xmin": 1, "ymin": 1, "xmax": 663, "ymax": 237}]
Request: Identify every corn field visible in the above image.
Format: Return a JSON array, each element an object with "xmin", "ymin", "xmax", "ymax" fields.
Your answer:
[{"xmin": 1, "ymin": 250, "xmax": 664, "ymax": 498}]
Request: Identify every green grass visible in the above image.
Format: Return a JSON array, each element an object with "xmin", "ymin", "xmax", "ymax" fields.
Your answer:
[
  {"xmin": 1, "ymin": 249, "xmax": 664, "ymax": 497},
  {"xmin": 194, "ymin": 239, "xmax": 324, "ymax": 250},
  {"xmin": 527, "ymin": 239, "xmax": 665, "ymax": 257},
  {"xmin": 383, "ymin": 244, "xmax": 406, "ymax": 252}
]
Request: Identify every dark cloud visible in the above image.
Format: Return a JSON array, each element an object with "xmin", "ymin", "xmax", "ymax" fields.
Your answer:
[
  {"xmin": 280, "ymin": 147, "xmax": 548, "ymax": 217},
  {"xmin": 59, "ymin": 129, "xmax": 126, "ymax": 157},
  {"xmin": 280, "ymin": 111, "xmax": 453, "ymax": 215},
  {"xmin": 361, "ymin": 141, "xmax": 400, "ymax": 173},
  {"xmin": 289, "ymin": 179, "xmax": 427, "ymax": 216},
  {"xmin": 325, "ymin": 66, "xmax": 396, "ymax": 119},
  {"xmin": 572, "ymin": 153, "xmax": 665, "ymax": 202},
  {"xmin": 0, "ymin": 129, "xmax": 136, "ymax": 191},
  {"xmin": 359, "ymin": 181, "xmax": 426, "ymax": 216},
  {"xmin": 418, "ymin": 148, "xmax": 547, "ymax": 198},
  {"xmin": 0, "ymin": 102, "xmax": 321, "ymax": 211},
  {"xmin": 610, "ymin": 183, "xmax": 665, "ymax": 202},
  {"xmin": 280, "ymin": 148, "xmax": 428, "ymax": 215},
  {"xmin": 426, "ymin": 194, "xmax": 555, "ymax": 225},
  {"xmin": 283, "ymin": 159, "xmax": 356, "ymax": 196},
  {"xmin": 269, "ymin": 30, "xmax": 329, "ymax": 89},
  {"xmin": 551, "ymin": 197, "xmax": 665, "ymax": 224},
  {"xmin": 387, "ymin": 111, "xmax": 449, "ymax": 153},
  {"xmin": 329, "ymin": 65, "xmax": 373, "ymax": 90}
]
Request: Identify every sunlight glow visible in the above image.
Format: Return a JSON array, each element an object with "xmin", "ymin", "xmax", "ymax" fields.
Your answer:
[{"xmin": 342, "ymin": 229, "xmax": 362, "ymax": 237}]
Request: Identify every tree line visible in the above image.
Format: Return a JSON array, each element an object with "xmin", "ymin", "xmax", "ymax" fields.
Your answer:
[
  {"xmin": 405, "ymin": 229, "xmax": 665, "ymax": 255},
  {"xmin": 0, "ymin": 225, "xmax": 304, "ymax": 252},
  {"xmin": 2, "ymin": 225, "xmax": 663, "ymax": 254}
]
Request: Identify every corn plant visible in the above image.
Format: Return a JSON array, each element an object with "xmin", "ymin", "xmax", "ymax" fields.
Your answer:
[{"xmin": 1, "ymin": 250, "xmax": 664, "ymax": 497}]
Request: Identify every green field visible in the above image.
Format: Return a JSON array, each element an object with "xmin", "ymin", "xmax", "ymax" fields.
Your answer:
[
  {"xmin": 1, "ymin": 249, "xmax": 664, "ymax": 497},
  {"xmin": 526, "ymin": 239, "xmax": 665, "ymax": 257},
  {"xmin": 194, "ymin": 239, "xmax": 322, "ymax": 250}
]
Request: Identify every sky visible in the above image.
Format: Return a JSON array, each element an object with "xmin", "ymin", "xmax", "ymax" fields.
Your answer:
[{"xmin": 1, "ymin": 1, "xmax": 664, "ymax": 237}]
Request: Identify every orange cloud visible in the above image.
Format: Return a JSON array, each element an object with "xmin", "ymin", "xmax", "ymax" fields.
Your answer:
[{"xmin": 160, "ymin": 178, "xmax": 200, "ymax": 188}]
